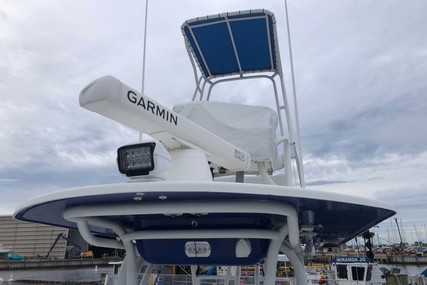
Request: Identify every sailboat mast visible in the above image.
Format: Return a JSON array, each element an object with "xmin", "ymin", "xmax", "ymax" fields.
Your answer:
[{"xmin": 414, "ymin": 224, "xmax": 422, "ymax": 244}]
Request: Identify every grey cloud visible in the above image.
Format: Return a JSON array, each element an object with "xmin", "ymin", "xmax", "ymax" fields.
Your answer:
[
  {"xmin": 375, "ymin": 187, "xmax": 427, "ymax": 210},
  {"xmin": 302, "ymin": 91, "xmax": 427, "ymax": 161},
  {"xmin": 289, "ymin": 1, "xmax": 427, "ymax": 162}
]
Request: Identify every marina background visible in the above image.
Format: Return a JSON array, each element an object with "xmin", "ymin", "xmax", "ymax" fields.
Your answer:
[
  {"xmin": 0, "ymin": 267, "xmax": 111, "ymax": 284},
  {"xmin": 0, "ymin": 264, "xmax": 425, "ymax": 285}
]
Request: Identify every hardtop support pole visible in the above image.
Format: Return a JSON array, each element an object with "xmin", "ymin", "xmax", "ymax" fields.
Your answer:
[
  {"xmin": 139, "ymin": 263, "xmax": 155, "ymax": 285},
  {"xmin": 255, "ymin": 265, "xmax": 261, "ymax": 285},
  {"xmin": 225, "ymin": 266, "xmax": 232, "ymax": 285},
  {"xmin": 280, "ymin": 243, "xmax": 307, "ymax": 285},
  {"xmin": 191, "ymin": 265, "xmax": 201, "ymax": 285},
  {"xmin": 263, "ymin": 224, "xmax": 289, "ymax": 285},
  {"xmin": 235, "ymin": 266, "xmax": 241, "ymax": 285},
  {"xmin": 118, "ymin": 255, "xmax": 127, "ymax": 285}
]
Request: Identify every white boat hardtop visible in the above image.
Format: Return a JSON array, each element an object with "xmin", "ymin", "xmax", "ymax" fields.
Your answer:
[{"xmin": 15, "ymin": 181, "xmax": 394, "ymax": 249}]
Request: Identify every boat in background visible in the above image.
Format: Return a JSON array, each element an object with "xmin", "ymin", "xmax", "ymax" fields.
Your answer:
[
  {"xmin": 0, "ymin": 243, "xmax": 12, "ymax": 259},
  {"xmin": 13, "ymin": 7, "xmax": 395, "ymax": 285},
  {"xmin": 330, "ymin": 256, "xmax": 375, "ymax": 285},
  {"xmin": 8, "ymin": 253, "xmax": 25, "ymax": 260}
]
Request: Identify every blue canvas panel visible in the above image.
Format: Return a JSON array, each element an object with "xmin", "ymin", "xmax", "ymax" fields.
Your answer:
[
  {"xmin": 183, "ymin": 10, "xmax": 278, "ymax": 78},
  {"xmin": 183, "ymin": 26, "xmax": 209, "ymax": 77},
  {"xmin": 230, "ymin": 18, "xmax": 272, "ymax": 71},
  {"xmin": 192, "ymin": 22, "xmax": 239, "ymax": 76}
]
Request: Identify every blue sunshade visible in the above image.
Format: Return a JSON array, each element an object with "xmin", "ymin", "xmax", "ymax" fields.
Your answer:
[
  {"xmin": 182, "ymin": 10, "xmax": 277, "ymax": 78},
  {"xmin": 192, "ymin": 22, "xmax": 239, "ymax": 75}
]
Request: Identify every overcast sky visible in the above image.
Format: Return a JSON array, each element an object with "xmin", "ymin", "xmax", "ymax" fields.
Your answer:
[{"xmin": 1, "ymin": 0, "xmax": 426, "ymax": 245}]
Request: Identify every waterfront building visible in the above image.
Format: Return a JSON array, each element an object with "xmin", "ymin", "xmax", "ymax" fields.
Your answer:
[{"xmin": 0, "ymin": 215, "xmax": 68, "ymax": 259}]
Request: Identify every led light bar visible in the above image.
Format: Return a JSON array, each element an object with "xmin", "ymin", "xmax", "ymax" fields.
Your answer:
[{"xmin": 117, "ymin": 143, "xmax": 156, "ymax": 177}]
